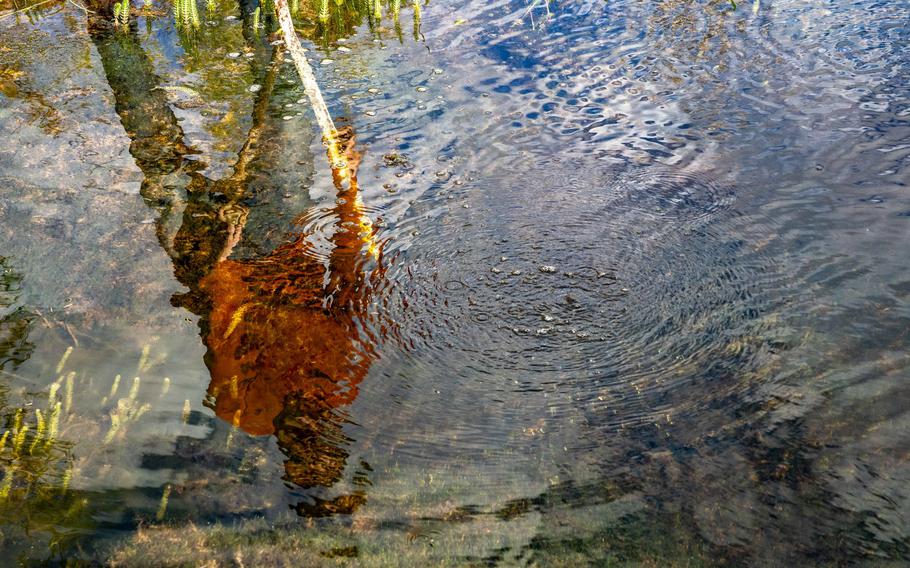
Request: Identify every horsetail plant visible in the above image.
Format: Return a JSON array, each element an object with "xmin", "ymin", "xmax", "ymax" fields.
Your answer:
[
  {"xmin": 113, "ymin": 0, "xmax": 131, "ymax": 28},
  {"xmin": 173, "ymin": 0, "xmax": 200, "ymax": 30},
  {"xmin": 156, "ymin": 484, "xmax": 172, "ymax": 520},
  {"xmin": 27, "ymin": 409, "xmax": 46, "ymax": 454},
  {"xmin": 55, "ymin": 346, "xmax": 73, "ymax": 374},
  {"xmin": 252, "ymin": 5, "xmax": 261, "ymax": 30}
]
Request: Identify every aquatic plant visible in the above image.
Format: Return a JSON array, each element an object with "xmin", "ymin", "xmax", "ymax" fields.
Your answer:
[
  {"xmin": 287, "ymin": 0, "xmax": 426, "ymax": 42},
  {"xmin": 0, "ymin": 382, "xmax": 73, "ymax": 524},
  {"xmin": 0, "ymin": 386, "xmax": 89, "ymax": 559},
  {"xmin": 113, "ymin": 0, "xmax": 131, "ymax": 27},
  {"xmin": 0, "ymin": 345, "xmax": 166, "ymax": 500},
  {"xmin": 156, "ymin": 484, "xmax": 172, "ymax": 520},
  {"xmin": 0, "ymin": 341, "xmax": 192, "ymax": 560},
  {"xmin": 173, "ymin": 0, "xmax": 200, "ymax": 30}
]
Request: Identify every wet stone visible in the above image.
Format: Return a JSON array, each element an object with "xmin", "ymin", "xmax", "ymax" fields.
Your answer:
[{"xmin": 383, "ymin": 153, "xmax": 410, "ymax": 168}]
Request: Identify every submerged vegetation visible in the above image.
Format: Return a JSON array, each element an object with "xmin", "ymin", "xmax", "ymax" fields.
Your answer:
[
  {"xmin": 0, "ymin": 385, "xmax": 72, "ymax": 505},
  {"xmin": 0, "ymin": 339, "xmax": 213, "ymax": 561}
]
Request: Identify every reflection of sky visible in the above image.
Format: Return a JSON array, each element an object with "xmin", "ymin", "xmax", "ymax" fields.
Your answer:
[{"xmin": 146, "ymin": 17, "xmax": 186, "ymax": 62}]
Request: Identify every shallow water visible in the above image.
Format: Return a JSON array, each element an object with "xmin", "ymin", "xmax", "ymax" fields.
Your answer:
[{"xmin": 1, "ymin": 0, "xmax": 909, "ymax": 564}]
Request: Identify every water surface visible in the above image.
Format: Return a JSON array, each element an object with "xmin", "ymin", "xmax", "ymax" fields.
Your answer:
[{"xmin": 1, "ymin": 0, "xmax": 909, "ymax": 564}]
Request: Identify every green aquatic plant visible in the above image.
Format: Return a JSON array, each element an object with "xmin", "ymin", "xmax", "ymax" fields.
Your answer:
[
  {"xmin": 291, "ymin": 0, "xmax": 425, "ymax": 42},
  {"xmin": 173, "ymin": 0, "xmax": 200, "ymax": 30},
  {"xmin": 0, "ymin": 346, "xmax": 164, "ymax": 504},
  {"xmin": 181, "ymin": 399, "xmax": 191, "ymax": 423},
  {"xmin": 0, "ymin": 342, "xmax": 188, "ymax": 560},
  {"xmin": 0, "ymin": 395, "xmax": 73, "ymax": 506},
  {"xmin": 156, "ymin": 484, "xmax": 171, "ymax": 520},
  {"xmin": 0, "ymin": 384, "xmax": 89, "ymax": 559},
  {"xmin": 55, "ymin": 345, "xmax": 72, "ymax": 374},
  {"xmin": 113, "ymin": 0, "xmax": 131, "ymax": 27},
  {"xmin": 103, "ymin": 396, "xmax": 151, "ymax": 444}
]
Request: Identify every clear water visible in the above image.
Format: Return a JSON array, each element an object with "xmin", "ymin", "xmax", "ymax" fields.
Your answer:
[{"xmin": 1, "ymin": 0, "xmax": 909, "ymax": 564}]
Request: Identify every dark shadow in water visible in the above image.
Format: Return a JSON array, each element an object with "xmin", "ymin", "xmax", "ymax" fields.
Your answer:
[
  {"xmin": 0, "ymin": 257, "xmax": 34, "ymax": 372},
  {"xmin": 88, "ymin": 8, "xmax": 386, "ymax": 518}
]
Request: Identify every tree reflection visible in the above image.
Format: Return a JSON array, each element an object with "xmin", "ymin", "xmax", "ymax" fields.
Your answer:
[{"xmin": 88, "ymin": 5, "xmax": 387, "ymax": 516}]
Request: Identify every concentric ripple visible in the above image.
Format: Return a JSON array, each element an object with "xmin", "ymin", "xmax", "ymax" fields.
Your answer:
[{"xmin": 356, "ymin": 157, "xmax": 786, "ymax": 463}]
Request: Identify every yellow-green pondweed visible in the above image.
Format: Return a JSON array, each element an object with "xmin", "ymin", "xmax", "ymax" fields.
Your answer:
[
  {"xmin": 110, "ymin": 374, "xmax": 121, "ymax": 398},
  {"xmin": 156, "ymin": 484, "xmax": 172, "ymax": 521},
  {"xmin": 12, "ymin": 424, "xmax": 28, "ymax": 456},
  {"xmin": 55, "ymin": 346, "xmax": 73, "ymax": 375},
  {"xmin": 64, "ymin": 371, "xmax": 75, "ymax": 414},
  {"xmin": 0, "ymin": 466, "xmax": 15, "ymax": 500},
  {"xmin": 137, "ymin": 344, "xmax": 151, "ymax": 374},
  {"xmin": 45, "ymin": 402, "xmax": 60, "ymax": 450},
  {"xmin": 128, "ymin": 376, "xmax": 141, "ymax": 401},
  {"xmin": 28, "ymin": 408, "xmax": 46, "ymax": 454}
]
